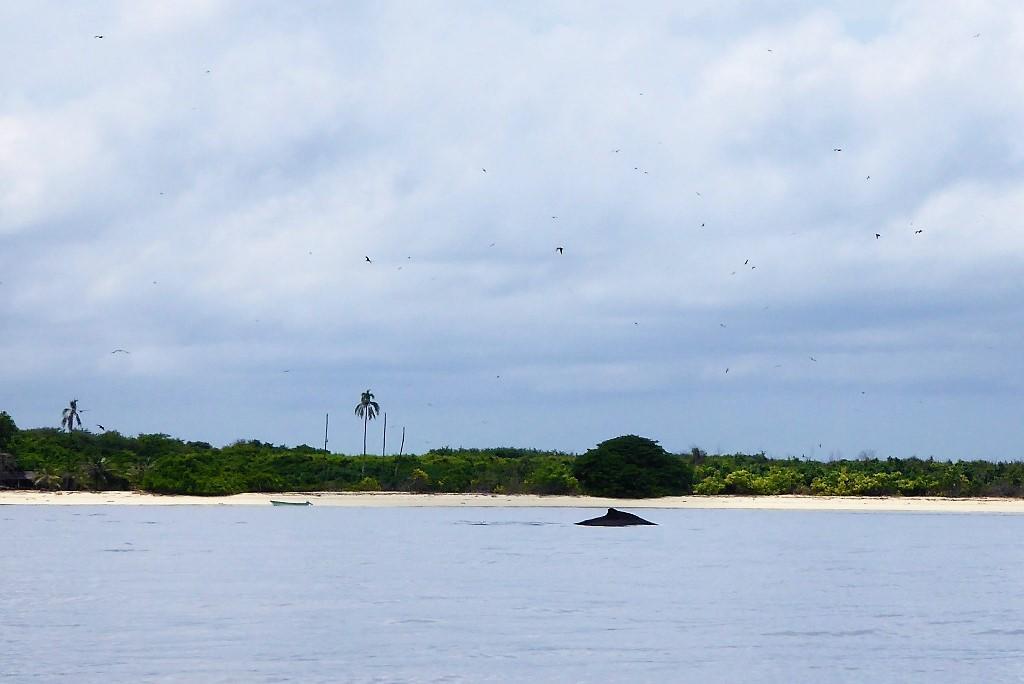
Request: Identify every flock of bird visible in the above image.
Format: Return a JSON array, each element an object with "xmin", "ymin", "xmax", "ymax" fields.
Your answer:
[
  {"xmin": 84, "ymin": 27, "xmax": 988, "ymax": 454},
  {"xmin": 349, "ymin": 142, "xmax": 930, "ymax": 383}
]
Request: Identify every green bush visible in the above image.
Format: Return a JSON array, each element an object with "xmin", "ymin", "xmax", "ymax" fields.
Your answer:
[
  {"xmin": 350, "ymin": 476, "xmax": 382, "ymax": 492},
  {"xmin": 693, "ymin": 474, "xmax": 726, "ymax": 495},
  {"xmin": 524, "ymin": 460, "xmax": 580, "ymax": 495},
  {"xmin": 753, "ymin": 467, "xmax": 808, "ymax": 495},
  {"xmin": 408, "ymin": 468, "xmax": 432, "ymax": 493},
  {"xmin": 723, "ymin": 469, "xmax": 758, "ymax": 494},
  {"xmin": 573, "ymin": 435, "xmax": 694, "ymax": 498}
]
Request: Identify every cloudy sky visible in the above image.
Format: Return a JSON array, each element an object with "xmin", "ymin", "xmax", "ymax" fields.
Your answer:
[{"xmin": 2, "ymin": 1, "xmax": 1023, "ymax": 459}]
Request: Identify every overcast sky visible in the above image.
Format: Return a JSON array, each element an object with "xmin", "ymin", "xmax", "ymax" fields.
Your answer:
[{"xmin": 2, "ymin": 1, "xmax": 1023, "ymax": 459}]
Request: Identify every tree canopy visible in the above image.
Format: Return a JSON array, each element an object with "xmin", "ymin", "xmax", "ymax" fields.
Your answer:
[
  {"xmin": 572, "ymin": 435, "xmax": 694, "ymax": 498},
  {"xmin": 0, "ymin": 411, "xmax": 17, "ymax": 451}
]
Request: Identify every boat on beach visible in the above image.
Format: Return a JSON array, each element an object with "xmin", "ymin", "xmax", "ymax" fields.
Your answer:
[{"xmin": 270, "ymin": 500, "xmax": 313, "ymax": 506}]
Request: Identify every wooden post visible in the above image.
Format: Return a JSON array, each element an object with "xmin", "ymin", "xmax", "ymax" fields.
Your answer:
[
  {"xmin": 324, "ymin": 413, "xmax": 329, "ymax": 452},
  {"xmin": 382, "ymin": 412, "xmax": 387, "ymax": 457}
]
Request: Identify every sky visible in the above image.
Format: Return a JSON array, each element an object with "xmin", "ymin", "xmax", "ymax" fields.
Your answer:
[{"xmin": 2, "ymin": 1, "xmax": 1023, "ymax": 460}]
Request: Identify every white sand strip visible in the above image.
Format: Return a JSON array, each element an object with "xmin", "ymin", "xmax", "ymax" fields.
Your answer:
[{"xmin": 2, "ymin": 490, "xmax": 1024, "ymax": 513}]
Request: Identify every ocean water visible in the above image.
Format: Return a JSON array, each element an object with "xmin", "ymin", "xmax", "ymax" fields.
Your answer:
[{"xmin": 2, "ymin": 505, "xmax": 1024, "ymax": 683}]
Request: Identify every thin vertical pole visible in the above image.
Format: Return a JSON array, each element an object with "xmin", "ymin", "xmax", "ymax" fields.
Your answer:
[
  {"xmin": 382, "ymin": 412, "xmax": 387, "ymax": 456},
  {"xmin": 399, "ymin": 427, "xmax": 405, "ymax": 456},
  {"xmin": 324, "ymin": 413, "xmax": 329, "ymax": 452}
]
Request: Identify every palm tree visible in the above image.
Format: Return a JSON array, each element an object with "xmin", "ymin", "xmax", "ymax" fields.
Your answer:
[
  {"xmin": 33, "ymin": 467, "xmax": 63, "ymax": 491},
  {"xmin": 61, "ymin": 399, "xmax": 83, "ymax": 433},
  {"xmin": 80, "ymin": 454, "xmax": 113, "ymax": 490},
  {"xmin": 354, "ymin": 390, "xmax": 380, "ymax": 456}
]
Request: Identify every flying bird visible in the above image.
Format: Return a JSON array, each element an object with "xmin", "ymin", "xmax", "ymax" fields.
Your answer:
[
  {"xmin": 744, "ymin": 259, "xmax": 749, "ymax": 265},
  {"xmin": 365, "ymin": 256, "xmax": 372, "ymax": 263},
  {"xmin": 97, "ymin": 424, "xmax": 106, "ymax": 431},
  {"xmin": 809, "ymin": 356, "xmax": 818, "ymax": 362},
  {"xmin": 551, "ymin": 216, "xmax": 558, "ymax": 220},
  {"xmin": 720, "ymin": 323, "xmax": 727, "ymax": 328},
  {"xmin": 94, "ymin": 35, "xmax": 103, "ymax": 38},
  {"xmin": 556, "ymin": 247, "xmax": 563, "ymax": 254},
  {"xmin": 914, "ymin": 229, "xmax": 923, "ymax": 234},
  {"xmin": 481, "ymin": 168, "xmax": 487, "ymax": 173},
  {"xmin": 866, "ymin": 175, "xmax": 871, "ymax": 180},
  {"xmin": 725, "ymin": 368, "xmax": 729, "ymax": 374},
  {"xmin": 111, "ymin": 349, "xmax": 130, "ymax": 354},
  {"xmin": 833, "ymin": 148, "xmax": 842, "ymax": 152},
  {"xmin": 875, "ymin": 233, "xmax": 881, "ymax": 239},
  {"xmin": 973, "ymin": 33, "xmax": 981, "ymax": 38}
]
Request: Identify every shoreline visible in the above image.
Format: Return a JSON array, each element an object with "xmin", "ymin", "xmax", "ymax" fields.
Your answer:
[{"xmin": 2, "ymin": 490, "xmax": 1024, "ymax": 513}]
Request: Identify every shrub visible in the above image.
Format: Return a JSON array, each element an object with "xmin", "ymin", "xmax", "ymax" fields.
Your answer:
[
  {"xmin": 350, "ymin": 476, "xmax": 382, "ymax": 492},
  {"xmin": 407, "ymin": 468, "xmax": 432, "ymax": 493},
  {"xmin": 572, "ymin": 435, "xmax": 693, "ymax": 498},
  {"xmin": 723, "ymin": 469, "xmax": 758, "ymax": 494},
  {"xmin": 524, "ymin": 461, "xmax": 580, "ymax": 495},
  {"xmin": 693, "ymin": 474, "xmax": 726, "ymax": 495},
  {"xmin": 754, "ymin": 467, "xmax": 808, "ymax": 495}
]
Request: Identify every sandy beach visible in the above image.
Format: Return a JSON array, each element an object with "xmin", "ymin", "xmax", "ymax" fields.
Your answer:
[{"xmin": 2, "ymin": 490, "xmax": 1024, "ymax": 513}]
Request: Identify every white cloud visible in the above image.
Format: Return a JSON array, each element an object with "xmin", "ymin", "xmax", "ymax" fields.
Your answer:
[{"xmin": 2, "ymin": 1, "xmax": 1023, "ymax": 458}]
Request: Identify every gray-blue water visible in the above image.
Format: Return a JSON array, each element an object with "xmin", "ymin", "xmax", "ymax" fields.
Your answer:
[{"xmin": 3, "ymin": 506, "xmax": 1024, "ymax": 683}]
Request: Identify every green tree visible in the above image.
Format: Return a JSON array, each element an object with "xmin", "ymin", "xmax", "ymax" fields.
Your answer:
[
  {"xmin": 0, "ymin": 411, "xmax": 17, "ymax": 451},
  {"xmin": 60, "ymin": 399, "xmax": 83, "ymax": 433},
  {"xmin": 33, "ymin": 467, "xmax": 63, "ymax": 490},
  {"xmin": 572, "ymin": 435, "xmax": 694, "ymax": 498},
  {"xmin": 80, "ymin": 454, "xmax": 119, "ymax": 490},
  {"xmin": 353, "ymin": 389, "xmax": 380, "ymax": 456}
]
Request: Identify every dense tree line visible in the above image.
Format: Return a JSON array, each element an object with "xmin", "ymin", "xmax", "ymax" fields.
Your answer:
[
  {"xmin": 3, "ymin": 411, "xmax": 1024, "ymax": 497},
  {"xmin": 3, "ymin": 420, "xmax": 581, "ymax": 496}
]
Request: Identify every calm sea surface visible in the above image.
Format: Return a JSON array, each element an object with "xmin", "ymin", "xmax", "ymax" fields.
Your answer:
[{"xmin": 3, "ymin": 505, "xmax": 1024, "ymax": 683}]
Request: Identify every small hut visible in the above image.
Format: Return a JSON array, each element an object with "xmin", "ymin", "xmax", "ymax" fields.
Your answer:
[{"xmin": 0, "ymin": 452, "xmax": 33, "ymax": 489}]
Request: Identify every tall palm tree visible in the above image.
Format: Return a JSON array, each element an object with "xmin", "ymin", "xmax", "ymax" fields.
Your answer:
[
  {"xmin": 61, "ymin": 399, "xmax": 83, "ymax": 433},
  {"xmin": 354, "ymin": 389, "xmax": 380, "ymax": 456}
]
